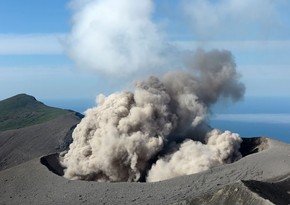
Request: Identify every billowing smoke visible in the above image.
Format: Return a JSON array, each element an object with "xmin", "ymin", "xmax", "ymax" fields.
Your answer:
[
  {"xmin": 61, "ymin": 0, "xmax": 247, "ymax": 182},
  {"xmin": 66, "ymin": 0, "xmax": 164, "ymax": 74},
  {"xmin": 147, "ymin": 129, "xmax": 241, "ymax": 182},
  {"xmin": 61, "ymin": 49, "xmax": 245, "ymax": 182}
]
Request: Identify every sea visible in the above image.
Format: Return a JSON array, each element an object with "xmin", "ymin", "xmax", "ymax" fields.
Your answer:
[
  {"xmin": 210, "ymin": 96, "xmax": 290, "ymax": 143},
  {"xmin": 44, "ymin": 96, "xmax": 290, "ymax": 144}
]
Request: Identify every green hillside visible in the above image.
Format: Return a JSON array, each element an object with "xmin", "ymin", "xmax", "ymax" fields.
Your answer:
[{"xmin": 0, "ymin": 94, "xmax": 73, "ymax": 131}]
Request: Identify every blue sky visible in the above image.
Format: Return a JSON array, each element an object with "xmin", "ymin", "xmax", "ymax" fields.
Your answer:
[
  {"xmin": 0, "ymin": 0, "xmax": 70, "ymax": 33},
  {"xmin": 1, "ymin": 0, "xmax": 290, "ymax": 102}
]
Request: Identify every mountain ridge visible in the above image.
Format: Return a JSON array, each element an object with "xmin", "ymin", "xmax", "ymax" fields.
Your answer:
[
  {"xmin": 0, "ymin": 93, "xmax": 80, "ymax": 132},
  {"xmin": 0, "ymin": 93, "xmax": 83, "ymax": 171}
]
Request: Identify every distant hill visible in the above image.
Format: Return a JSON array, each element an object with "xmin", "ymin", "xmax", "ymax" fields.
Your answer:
[
  {"xmin": 0, "ymin": 94, "xmax": 83, "ymax": 171},
  {"xmin": 0, "ymin": 94, "xmax": 75, "ymax": 132}
]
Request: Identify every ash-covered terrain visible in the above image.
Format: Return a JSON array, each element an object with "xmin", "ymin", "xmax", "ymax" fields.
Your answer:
[
  {"xmin": 0, "ymin": 93, "xmax": 290, "ymax": 204},
  {"xmin": 1, "ymin": 135, "xmax": 290, "ymax": 204}
]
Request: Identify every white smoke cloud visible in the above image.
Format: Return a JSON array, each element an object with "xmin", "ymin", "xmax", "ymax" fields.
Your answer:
[
  {"xmin": 66, "ymin": 0, "xmax": 164, "ymax": 74},
  {"xmin": 147, "ymin": 129, "xmax": 242, "ymax": 182},
  {"xmin": 65, "ymin": 0, "xmax": 288, "ymax": 76},
  {"xmin": 61, "ymin": 49, "xmax": 245, "ymax": 182}
]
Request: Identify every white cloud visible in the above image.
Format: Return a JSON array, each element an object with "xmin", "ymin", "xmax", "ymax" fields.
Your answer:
[
  {"xmin": 172, "ymin": 40, "xmax": 290, "ymax": 52},
  {"xmin": 0, "ymin": 34, "xmax": 64, "ymax": 55},
  {"xmin": 241, "ymin": 65, "xmax": 290, "ymax": 80},
  {"xmin": 182, "ymin": 0, "xmax": 287, "ymax": 40},
  {"xmin": 238, "ymin": 64, "xmax": 290, "ymax": 97},
  {"xmin": 64, "ymin": 0, "xmax": 290, "ymax": 76},
  {"xmin": 212, "ymin": 113, "xmax": 290, "ymax": 124},
  {"xmin": 66, "ymin": 0, "xmax": 165, "ymax": 75}
]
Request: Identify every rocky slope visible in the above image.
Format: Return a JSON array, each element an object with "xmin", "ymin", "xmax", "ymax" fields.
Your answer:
[{"xmin": 0, "ymin": 94, "xmax": 82, "ymax": 171}]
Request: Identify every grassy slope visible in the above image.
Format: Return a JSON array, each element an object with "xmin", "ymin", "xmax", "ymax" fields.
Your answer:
[{"xmin": 0, "ymin": 94, "xmax": 72, "ymax": 132}]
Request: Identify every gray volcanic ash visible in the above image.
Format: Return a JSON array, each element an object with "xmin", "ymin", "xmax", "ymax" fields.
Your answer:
[{"xmin": 61, "ymin": 49, "xmax": 245, "ymax": 182}]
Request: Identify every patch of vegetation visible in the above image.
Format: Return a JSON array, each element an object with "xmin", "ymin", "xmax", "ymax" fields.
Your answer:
[{"xmin": 0, "ymin": 94, "xmax": 73, "ymax": 131}]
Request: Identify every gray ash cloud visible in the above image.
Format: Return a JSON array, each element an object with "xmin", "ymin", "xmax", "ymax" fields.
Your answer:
[{"xmin": 61, "ymin": 49, "xmax": 244, "ymax": 182}]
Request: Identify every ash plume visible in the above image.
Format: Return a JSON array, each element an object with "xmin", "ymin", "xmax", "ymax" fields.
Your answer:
[
  {"xmin": 61, "ymin": 49, "xmax": 245, "ymax": 182},
  {"xmin": 62, "ymin": 0, "xmax": 247, "ymax": 182},
  {"xmin": 147, "ymin": 130, "xmax": 242, "ymax": 182}
]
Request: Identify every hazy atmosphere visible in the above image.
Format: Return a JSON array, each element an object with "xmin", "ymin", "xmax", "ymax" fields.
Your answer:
[{"xmin": 1, "ymin": 0, "xmax": 290, "ymax": 143}]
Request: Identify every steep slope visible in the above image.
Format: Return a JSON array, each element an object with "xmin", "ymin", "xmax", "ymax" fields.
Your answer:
[
  {"xmin": 0, "ymin": 94, "xmax": 83, "ymax": 171},
  {"xmin": 0, "ymin": 93, "xmax": 71, "ymax": 132}
]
